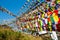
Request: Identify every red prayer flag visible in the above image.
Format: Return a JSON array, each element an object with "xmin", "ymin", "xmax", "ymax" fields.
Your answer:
[{"xmin": 53, "ymin": 10, "xmax": 58, "ymax": 15}]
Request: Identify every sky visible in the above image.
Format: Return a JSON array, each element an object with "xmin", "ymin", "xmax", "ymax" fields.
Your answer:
[
  {"xmin": 0, "ymin": 0, "xmax": 44, "ymax": 24},
  {"xmin": 0, "ymin": 0, "xmax": 26, "ymax": 21}
]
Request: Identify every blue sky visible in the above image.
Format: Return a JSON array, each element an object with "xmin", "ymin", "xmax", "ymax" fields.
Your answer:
[
  {"xmin": 0, "ymin": 0, "xmax": 27, "ymax": 21},
  {"xmin": 0, "ymin": 0, "xmax": 45, "ymax": 24}
]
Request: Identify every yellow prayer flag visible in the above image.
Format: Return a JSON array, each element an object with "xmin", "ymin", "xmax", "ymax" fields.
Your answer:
[
  {"xmin": 27, "ymin": 25, "xmax": 29, "ymax": 28},
  {"xmin": 40, "ymin": 28, "xmax": 43, "ymax": 31},
  {"xmin": 52, "ymin": 13, "xmax": 59, "ymax": 22},
  {"xmin": 42, "ymin": 13, "xmax": 44, "ymax": 18},
  {"xmin": 49, "ymin": 21, "xmax": 52, "ymax": 25},
  {"xmin": 49, "ymin": 26, "xmax": 52, "ymax": 32},
  {"xmin": 49, "ymin": 21, "xmax": 52, "ymax": 31},
  {"xmin": 57, "ymin": 0, "xmax": 60, "ymax": 3},
  {"xmin": 39, "ymin": 20, "xmax": 43, "ymax": 31}
]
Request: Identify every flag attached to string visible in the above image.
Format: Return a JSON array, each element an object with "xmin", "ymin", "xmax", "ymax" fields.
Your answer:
[
  {"xmin": 47, "ymin": 18, "xmax": 52, "ymax": 31},
  {"xmin": 41, "ymin": 12, "xmax": 45, "ymax": 18},
  {"xmin": 28, "ymin": 21, "xmax": 31, "ymax": 29},
  {"xmin": 52, "ymin": 12, "xmax": 59, "ymax": 24},
  {"xmin": 42, "ymin": 18, "xmax": 46, "ymax": 30},
  {"xmin": 50, "ymin": 15, "xmax": 55, "ymax": 24},
  {"xmin": 47, "ymin": 11, "xmax": 52, "ymax": 18},
  {"xmin": 56, "ymin": 0, "xmax": 60, "ymax": 3},
  {"xmin": 31, "ymin": 14, "xmax": 34, "ymax": 20},
  {"xmin": 38, "ymin": 19, "xmax": 43, "ymax": 31},
  {"xmin": 37, "ymin": 0, "xmax": 40, "ymax": 2},
  {"xmin": 40, "ymin": 0, "xmax": 45, "ymax": 3},
  {"xmin": 33, "ymin": 21, "xmax": 36, "ymax": 27},
  {"xmin": 38, "ymin": 12, "xmax": 41, "ymax": 18},
  {"xmin": 45, "ymin": 18, "xmax": 48, "ymax": 24},
  {"xmin": 47, "ymin": 21, "xmax": 50, "ymax": 31},
  {"xmin": 27, "ymin": 0, "xmax": 30, "ymax": 2},
  {"xmin": 49, "ymin": 20, "xmax": 52, "ymax": 31},
  {"xmin": 48, "ymin": 22, "xmax": 52, "ymax": 31},
  {"xmin": 29, "ymin": 22, "xmax": 32, "ymax": 28},
  {"xmin": 42, "ymin": 18, "xmax": 45, "ymax": 25},
  {"xmin": 26, "ymin": 22, "xmax": 29, "ymax": 29},
  {"xmin": 35, "ymin": 20, "xmax": 38, "ymax": 28}
]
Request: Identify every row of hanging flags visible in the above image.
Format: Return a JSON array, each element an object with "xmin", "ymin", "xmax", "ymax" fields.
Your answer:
[
  {"xmin": 16, "ymin": 0, "xmax": 60, "ymax": 32},
  {"xmin": 21, "ymin": 10, "xmax": 59, "ymax": 31}
]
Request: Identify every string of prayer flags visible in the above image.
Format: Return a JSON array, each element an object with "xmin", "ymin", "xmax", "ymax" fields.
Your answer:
[
  {"xmin": 27, "ymin": 0, "xmax": 30, "ymax": 2},
  {"xmin": 37, "ymin": 0, "xmax": 40, "ymax": 2},
  {"xmin": 18, "ymin": 0, "xmax": 60, "ymax": 32}
]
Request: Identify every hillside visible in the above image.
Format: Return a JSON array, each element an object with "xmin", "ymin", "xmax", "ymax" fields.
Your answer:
[{"xmin": 0, "ymin": 25, "xmax": 51, "ymax": 40}]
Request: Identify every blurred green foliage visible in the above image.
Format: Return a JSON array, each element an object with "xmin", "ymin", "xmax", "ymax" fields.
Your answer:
[
  {"xmin": 0, "ymin": 26, "xmax": 32, "ymax": 40},
  {"xmin": 0, "ymin": 25, "xmax": 43, "ymax": 40}
]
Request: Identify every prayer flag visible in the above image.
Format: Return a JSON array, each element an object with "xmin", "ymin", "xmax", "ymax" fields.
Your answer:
[
  {"xmin": 37, "ymin": 0, "xmax": 40, "ymax": 2},
  {"xmin": 27, "ymin": 0, "xmax": 30, "ymax": 2},
  {"xmin": 52, "ymin": 13, "xmax": 59, "ymax": 23},
  {"xmin": 38, "ymin": 19, "xmax": 43, "ymax": 31},
  {"xmin": 50, "ymin": 15, "xmax": 55, "ymax": 24},
  {"xmin": 56, "ymin": 0, "xmax": 60, "ymax": 3}
]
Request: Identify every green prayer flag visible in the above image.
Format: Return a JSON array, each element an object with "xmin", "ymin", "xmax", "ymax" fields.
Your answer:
[
  {"xmin": 50, "ymin": 15, "xmax": 55, "ymax": 24},
  {"xmin": 56, "ymin": 0, "xmax": 60, "ymax": 3},
  {"xmin": 38, "ymin": 19, "xmax": 43, "ymax": 31},
  {"xmin": 37, "ymin": 0, "xmax": 40, "ymax": 2},
  {"xmin": 27, "ymin": 0, "xmax": 30, "ymax": 2}
]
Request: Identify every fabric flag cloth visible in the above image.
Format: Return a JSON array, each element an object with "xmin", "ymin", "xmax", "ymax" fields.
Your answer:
[
  {"xmin": 42, "ymin": 18, "xmax": 46, "ymax": 31},
  {"xmin": 53, "ymin": 10, "xmax": 58, "ymax": 15},
  {"xmin": 33, "ymin": 21, "xmax": 36, "ymax": 28},
  {"xmin": 38, "ymin": 12, "xmax": 41, "ymax": 18},
  {"xmin": 52, "ymin": 24, "xmax": 56, "ymax": 31},
  {"xmin": 38, "ymin": 19, "xmax": 43, "ymax": 31},
  {"xmin": 56, "ymin": 0, "xmax": 60, "ymax": 3},
  {"xmin": 47, "ymin": 11, "xmax": 52, "ymax": 18},
  {"xmin": 35, "ymin": 20, "xmax": 39, "ymax": 28},
  {"xmin": 50, "ymin": 6, "xmax": 55, "ymax": 11},
  {"xmin": 47, "ymin": 18, "xmax": 52, "ymax": 31},
  {"xmin": 51, "ymin": 31, "xmax": 58, "ymax": 40},
  {"xmin": 31, "ymin": 14, "xmax": 34, "ymax": 20},
  {"xmin": 27, "ymin": 0, "xmax": 30, "ymax": 2},
  {"xmin": 40, "ymin": 0, "xmax": 45, "ymax": 3},
  {"xmin": 58, "ymin": 18, "xmax": 60, "ymax": 24},
  {"xmin": 42, "ymin": 18, "xmax": 46, "ymax": 25},
  {"xmin": 45, "ymin": 18, "xmax": 48, "ymax": 24},
  {"xmin": 31, "ymin": 21, "xmax": 34, "ymax": 28},
  {"xmin": 26, "ymin": 23, "xmax": 29, "ymax": 29},
  {"xmin": 37, "ymin": 0, "xmax": 40, "ymax": 2},
  {"xmin": 56, "ymin": 19, "xmax": 60, "ymax": 32},
  {"xmin": 29, "ymin": 22, "xmax": 33, "ymax": 28},
  {"xmin": 50, "ymin": 10, "xmax": 59, "ymax": 31},
  {"xmin": 52, "ymin": 13, "xmax": 59, "ymax": 24},
  {"xmin": 28, "ymin": 22, "xmax": 30, "ymax": 28},
  {"xmin": 41, "ymin": 13, "xmax": 45, "ymax": 18},
  {"xmin": 50, "ymin": 15, "xmax": 55, "ymax": 24},
  {"xmin": 38, "ymin": 15, "xmax": 41, "ymax": 18}
]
